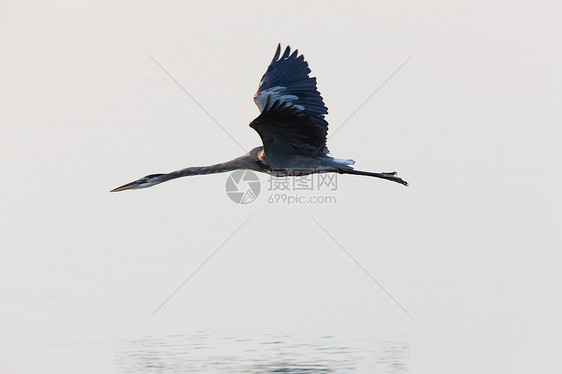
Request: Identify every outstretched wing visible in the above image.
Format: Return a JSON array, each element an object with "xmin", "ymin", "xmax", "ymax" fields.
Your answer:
[
  {"xmin": 251, "ymin": 44, "xmax": 329, "ymax": 162},
  {"xmin": 250, "ymin": 98, "xmax": 327, "ymax": 165}
]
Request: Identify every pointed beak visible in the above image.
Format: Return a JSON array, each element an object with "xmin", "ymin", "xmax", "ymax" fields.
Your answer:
[{"xmin": 110, "ymin": 180, "xmax": 140, "ymax": 192}]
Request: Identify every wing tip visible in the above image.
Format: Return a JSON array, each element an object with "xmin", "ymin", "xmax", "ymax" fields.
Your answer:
[
  {"xmin": 272, "ymin": 43, "xmax": 281, "ymax": 63},
  {"xmin": 281, "ymin": 45, "xmax": 291, "ymax": 60},
  {"xmin": 273, "ymin": 43, "xmax": 295, "ymax": 62}
]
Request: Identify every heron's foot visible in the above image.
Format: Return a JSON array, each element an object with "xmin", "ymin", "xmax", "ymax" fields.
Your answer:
[{"xmin": 383, "ymin": 172, "xmax": 408, "ymax": 186}]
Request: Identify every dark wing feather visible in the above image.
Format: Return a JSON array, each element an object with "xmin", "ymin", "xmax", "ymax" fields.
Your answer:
[
  {"xmin": 253, "ymin": 44, "xmax": 329, "ymax": 132},
  {"xmin": 250, "ymin": 97, "xmax": 327, "ymax": 166},
  {"xmin": 251, "ymin": 44, "xmax": 329, "ymax": 162}
]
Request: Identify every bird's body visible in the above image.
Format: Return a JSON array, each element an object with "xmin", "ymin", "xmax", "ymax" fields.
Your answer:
[{"xmin": 111, "ymin": 44, "xmax": 407, "ymax": 192}]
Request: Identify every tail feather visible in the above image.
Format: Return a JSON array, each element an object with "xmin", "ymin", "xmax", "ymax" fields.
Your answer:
[
  {"xmin": 332, "ymin": 158, "xmax": 355, "ymax": 168},
  {"xmin": 339, "ymin": 169, "xmax": 408, "ymax": 186}
]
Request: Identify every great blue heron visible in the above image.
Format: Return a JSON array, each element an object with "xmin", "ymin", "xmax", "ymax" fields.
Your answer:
[{"xmin": 111, "ymin": 44, "xmax": 407, "ymax": 192}]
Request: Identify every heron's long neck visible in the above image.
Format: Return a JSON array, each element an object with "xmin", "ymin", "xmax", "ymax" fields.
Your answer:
[{"xmin": 159, "ymin": 154, "xmax": 260, "ymax": 183}]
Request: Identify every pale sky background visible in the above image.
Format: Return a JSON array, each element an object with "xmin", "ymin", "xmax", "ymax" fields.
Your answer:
[{"xmin": 1, "ymin": 1, "xmax": 561, "ymax": 373}]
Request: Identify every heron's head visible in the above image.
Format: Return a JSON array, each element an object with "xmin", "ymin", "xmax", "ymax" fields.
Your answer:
[{"xmin": 110, "ymin": 174, "xmax": 166, "ymax": 192}]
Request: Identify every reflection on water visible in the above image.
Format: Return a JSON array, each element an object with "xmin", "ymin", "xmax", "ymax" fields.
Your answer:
[{"xmin": 116, "ymin": 332, "xmax": 408, "ymax": 373}]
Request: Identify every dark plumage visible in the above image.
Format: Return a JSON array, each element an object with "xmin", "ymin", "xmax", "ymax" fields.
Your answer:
[
  {"xmin": 254, "ymin": 44, "xmax": 329, "ymax": 131},
  {"xmin": 110, "ymin": 44, "xmax": 407, "ymax": 193}
]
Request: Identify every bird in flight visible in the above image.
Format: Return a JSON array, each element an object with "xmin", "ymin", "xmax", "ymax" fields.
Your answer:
[{"xmin": 111, "ymin": 44, "xmax": 407, "ymax": 192}]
